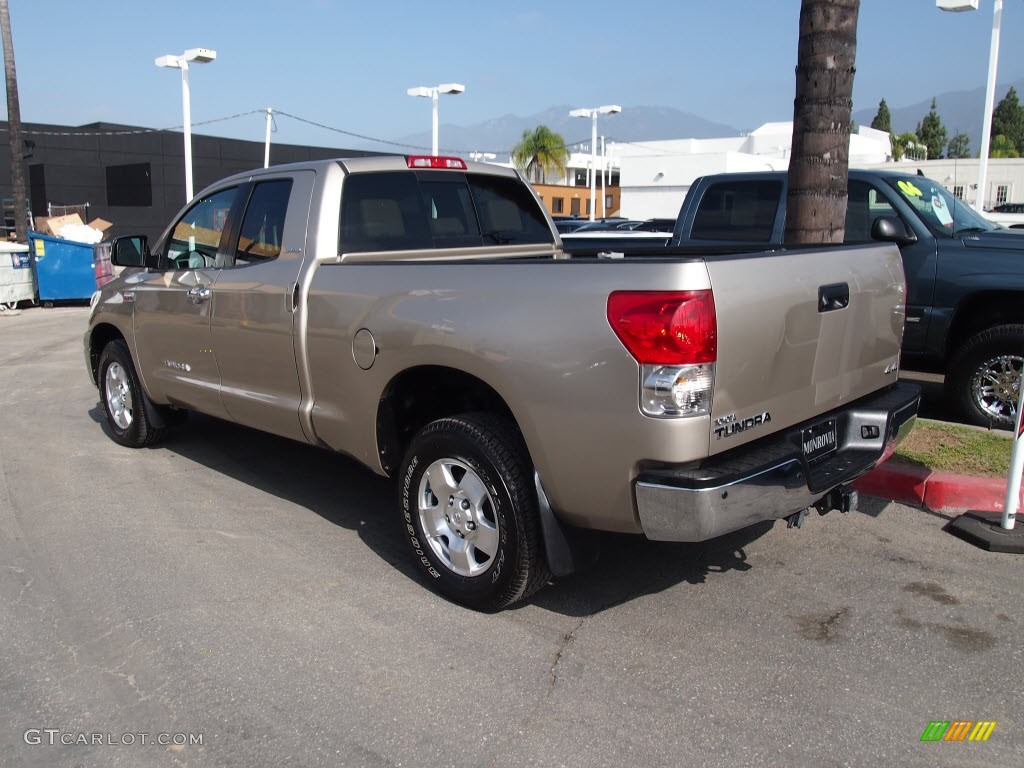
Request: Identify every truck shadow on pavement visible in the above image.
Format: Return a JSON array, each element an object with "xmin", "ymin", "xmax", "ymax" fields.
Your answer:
[{"xmin": 88, "ymin": 406, "xmax": 774, "ymax": 617}]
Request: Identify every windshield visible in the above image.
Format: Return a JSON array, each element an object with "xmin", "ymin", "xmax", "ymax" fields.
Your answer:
[{"xmin": 885, "ymin": 175, "xmax": 996, "ymax": 237}]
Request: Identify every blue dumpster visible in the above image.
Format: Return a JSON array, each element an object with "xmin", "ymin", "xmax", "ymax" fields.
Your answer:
[{"xmin": 28, "ymin": 232, "xmax": 97, "ymax": 303}]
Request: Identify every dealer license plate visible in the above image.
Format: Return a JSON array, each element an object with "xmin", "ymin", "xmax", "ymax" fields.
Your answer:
[{"xmin": 801, "ymin": 418, "xmax": 838, "ymax": 463}]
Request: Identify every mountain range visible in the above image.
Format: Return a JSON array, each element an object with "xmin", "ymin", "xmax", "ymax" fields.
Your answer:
[
  {"xmin": 355, "ymin": 106, "xmax": 739, "ymax": 158},
  {"xmin": 355, "ymin": 80, "xmax": 1024, "ymax": 159}
]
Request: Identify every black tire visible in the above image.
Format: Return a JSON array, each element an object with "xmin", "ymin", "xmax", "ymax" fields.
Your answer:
[
  {"xmin": 97, "ymin": 340, "xmax": 167, "ymax": 448},
  {"xmin": 947, "ymin": 324, "xmax": 1024, "ymax": 429},
  {"xmin": 397, "ymin": 413, "xmax": 550, "ymax": 611}
]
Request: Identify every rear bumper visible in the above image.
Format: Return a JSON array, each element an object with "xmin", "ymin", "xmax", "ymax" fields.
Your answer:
[{"xmin": 634, "ymin": 382, "xmax": 920, "ymax": 542}]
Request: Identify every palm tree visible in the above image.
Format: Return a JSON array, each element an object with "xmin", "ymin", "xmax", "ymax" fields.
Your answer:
[
  {"xmin": 511, "ymin": 126, "xmax": 570, "ymax": 184},
  {"xmin": 0, "ymin": 0, "xmax": 26, "ymax": 243},
  {"xmin": 784, "ymin": 0, "xmax": 860, "ymax": 244}
]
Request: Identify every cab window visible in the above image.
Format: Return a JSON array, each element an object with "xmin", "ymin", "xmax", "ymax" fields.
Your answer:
[
  {"xmin": 844, "ymin": 180, "xmax": 899, "ymax": 243},
  {"xmin": 691, "ymin": 180, "xmax": 782, "ymax": 242},
  {"xmin": 164, "ymin": 187, "xmax": 238, "ymax": 270}
]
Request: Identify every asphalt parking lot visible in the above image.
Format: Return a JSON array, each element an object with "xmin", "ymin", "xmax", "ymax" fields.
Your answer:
[{"xmin": 1, "ymin": 307, "xmax": 1021, "ymax": 768}]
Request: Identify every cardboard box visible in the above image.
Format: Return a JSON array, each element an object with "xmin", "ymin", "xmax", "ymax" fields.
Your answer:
[
  {"xmin": 37, "ymin": 213, "xmax": 85, "ymax": 237},
  {"xmin": 87, "ymin": 218, "xmax": 113, "ymax": 234}
]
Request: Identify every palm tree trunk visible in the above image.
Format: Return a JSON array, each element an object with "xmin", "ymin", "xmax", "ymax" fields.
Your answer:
[
  {"xmin": 1, "ymin": 0, "xmax": 27, "ymax": 244},
  {"xmin": 784, "ymin": 0, "xmax": 859, "ymax": 244}
]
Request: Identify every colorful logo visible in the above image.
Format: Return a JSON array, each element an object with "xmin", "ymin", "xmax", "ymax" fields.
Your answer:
[{"xmin": 920, "ymin": 721, "xmax": 996, "ymax": 742}]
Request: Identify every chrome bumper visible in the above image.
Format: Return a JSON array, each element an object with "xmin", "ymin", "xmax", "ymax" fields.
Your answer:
[{"xmin": 635, "ymin": 383, "xmax": 920, "ymax": 542}]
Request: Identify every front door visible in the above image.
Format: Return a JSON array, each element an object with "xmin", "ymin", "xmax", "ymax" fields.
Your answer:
[{"xmin": 132, "ymin": 186, "xmax": 239, "ymax": 417}]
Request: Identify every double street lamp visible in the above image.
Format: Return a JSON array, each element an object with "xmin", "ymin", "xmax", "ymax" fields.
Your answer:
[
  {"xmin": 570, "ymin": 105, "xmax": 621, "ymax": 221},
  {"xmin": 407, "ymin": 83, "xmax": 465, "ymax": 156},
  {"xmin": 155, "ymin": 48, "xmax": 217, "ymax": 203}
]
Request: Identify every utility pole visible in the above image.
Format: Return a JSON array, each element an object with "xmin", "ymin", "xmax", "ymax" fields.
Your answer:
[{"xmin": 0, "ymin": 0, "xmax": 27, "ymax": 243}]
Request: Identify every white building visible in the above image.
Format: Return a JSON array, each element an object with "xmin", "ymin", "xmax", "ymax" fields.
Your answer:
[{"xmin": 608, "ymin": 122, "xmax": 894, "ymax": 219}]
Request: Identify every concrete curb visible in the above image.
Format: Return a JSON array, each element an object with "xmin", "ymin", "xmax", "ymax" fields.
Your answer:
[{"xmin": 853, "ymin": 461, "xmax": 1023, "ymax": 513}]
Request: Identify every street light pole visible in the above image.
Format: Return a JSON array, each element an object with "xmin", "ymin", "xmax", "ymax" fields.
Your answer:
[
  {"xmin": 937, "ymin": 0, "xmax": 1005, "ymax": 212},
  {"xmin": 570, "ymin": 105, "xmax": 621, "ymax": 221},
  {"xmin": 264, "ymin": 107, "xmax": 273, "ymax": 168},
  {"xmin": 407, "ymin": 83, "xmax": 465, "ymax": 156},
  {"xmin": 977, "ymin": 0, "xmax": 1003, "ymax": 212},
  {"xmin": 155, "ymin": 48, "xmax": 217, "ymax": 203}
]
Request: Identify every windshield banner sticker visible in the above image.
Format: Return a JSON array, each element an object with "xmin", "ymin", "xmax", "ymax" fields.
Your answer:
[{"xmin": 898, "ymin": 180, "xmax": 923, "ymax": 197}]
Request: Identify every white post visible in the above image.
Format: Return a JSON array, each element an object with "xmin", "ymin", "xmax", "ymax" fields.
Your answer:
[
  {"xmin": 264, "ymin": 107, "xmax": 273, "ymax": 168},
  {"xmin": 589, "ymin": 112, "xmax": 597, "ymax": 221},
  {"xmin": 181, "ymin": 62, "xmax": 193, "ymax": 202},
  {"xmin": 976, "ymin": 0, "xmax": 1002, "ymax": 213},
  {"xmin": 1002, "ymin": 376, "xmax": 1024, "ymax": 530},
  {"xmin": 601, "ymin": 135, "xmax": 607, "ymax": 218},
  {"xmin": 431, "ymin": 89, "xmax": 439, "ymax": 156}
]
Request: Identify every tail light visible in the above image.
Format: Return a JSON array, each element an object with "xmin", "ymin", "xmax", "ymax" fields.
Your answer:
[
  {"xmin": 607, "ymin": 290, "xmax": 717, "ymax": 418},
  {"xmin": 407, "ymin": 155, "xmax": 467, "ymax": 169}
]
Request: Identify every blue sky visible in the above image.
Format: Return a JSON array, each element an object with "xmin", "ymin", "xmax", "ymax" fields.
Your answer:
[{"xmin": 7, "ymin": 0, "xmax": 1024, "ymax": 150}]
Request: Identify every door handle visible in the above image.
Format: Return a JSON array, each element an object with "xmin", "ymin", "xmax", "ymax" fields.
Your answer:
[
  {"xmin": 187, "ymin": 286, "xmax": 212, "ymax": 304},
  {"xmin": 818, "ymin": 283, "xmax": 849, "ymax": 313}
]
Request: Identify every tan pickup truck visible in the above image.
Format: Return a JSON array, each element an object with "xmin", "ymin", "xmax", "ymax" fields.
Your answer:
[{"xmin": 85, "ymin": 155, "xmax": 919, "ymax": 610}]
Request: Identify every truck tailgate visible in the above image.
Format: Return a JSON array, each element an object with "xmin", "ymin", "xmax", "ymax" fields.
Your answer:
[{"xmin": 705, "ymin": 243, "xmax": 905, "ymax": 456}]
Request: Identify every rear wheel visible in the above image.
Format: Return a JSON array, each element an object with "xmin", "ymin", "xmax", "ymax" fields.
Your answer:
[
  {"xmin": 947, "ymin": 324, "xmax": 1024, "ymax": 429},
  {"xmin": 397, "ymin": 413, "xmax": 550, "ymax": 611},
  {"xmin": 98, "ymin": 340, "xmax": 167, "ymax": 447}
]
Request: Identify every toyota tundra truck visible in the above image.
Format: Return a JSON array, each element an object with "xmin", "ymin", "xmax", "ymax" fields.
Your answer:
[{"xmin": 85, "ymin": 155, "xmax": 919, "ymax": 610}]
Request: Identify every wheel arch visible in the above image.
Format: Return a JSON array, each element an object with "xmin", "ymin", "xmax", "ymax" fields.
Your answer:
[
  {"xmin": 945, "ymin": 291, "xmax": 1024, "ymax": 365},
  {"xmin": 375, "ymin": 365, "xmax": 521, "ymax": 478},
  {"xmin": 88, "ymin": 323, "xmax": 127, "ymax": 387}
]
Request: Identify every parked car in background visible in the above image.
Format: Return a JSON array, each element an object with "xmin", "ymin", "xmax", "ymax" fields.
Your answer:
[{"xmin": 984, "ymin": 202, "xmax": 1024, "ymax": 229}]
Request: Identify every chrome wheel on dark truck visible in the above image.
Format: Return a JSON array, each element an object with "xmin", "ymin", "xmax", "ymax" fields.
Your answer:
[
  {"xmin": 397, "ymin": 413, "xmax": 549, "ymax": 610},
  {"xmin": 948, "ymin": 325, "xmax": 1024, "ymax": 429}
]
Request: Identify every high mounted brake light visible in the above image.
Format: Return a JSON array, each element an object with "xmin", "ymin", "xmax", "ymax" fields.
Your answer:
[
  {"xmin": 607, "ymin": 290, "xmax": 717, "ymax": 418},
  {"xmin": 406, "ymin": 155, "xmax": 467, "ymax": 170}
]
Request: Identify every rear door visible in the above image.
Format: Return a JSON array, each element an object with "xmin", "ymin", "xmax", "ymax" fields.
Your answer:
[{"xmin": 704, "ymin": 243, "xmax": 905, "ymax": 455}]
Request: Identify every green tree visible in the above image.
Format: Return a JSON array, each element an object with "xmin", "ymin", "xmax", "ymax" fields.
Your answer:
[
  {"xmin": 990, "ymin": 134, "xmax": 1020, "ymax": 158},
  {"xmin": 991, "ymin": 86, "xmax": 1024, "ymax": 154},
  {"xmin": 510, "ymin": 125, "xmax": 570, "ymax": 184},
  {"xmin": 891, "ymin": 131, "xmax": 924, "ymax": 161},
  {"xmin": 916, "ymin": 98, "xmax": 947, "ymax": 160},
  {"xmin": 870, "ymin": 98, "xmax": 891, "ymax": 132},
  {"xmin": 946, "ymin": 132, "xmax": 971, "ymax": 159},
  {"xmin": 784, "ymin": 0, "xmax": 860, "ymax": 244}
]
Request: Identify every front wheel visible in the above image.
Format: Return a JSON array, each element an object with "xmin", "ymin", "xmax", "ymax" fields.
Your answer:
[
  {"xmin": 947, "ymin": 324, "xmax": 1024, "ymax": 429},
  {"xmin": 397, "ymin": 413, "xmax": 550, "ymax": 611},
  {"xmin": 98, "ymin": 340, "xmax": 167, "ymax": 447}
]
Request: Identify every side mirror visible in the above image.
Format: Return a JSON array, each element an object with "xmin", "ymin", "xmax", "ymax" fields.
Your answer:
[
  {"xmin": 110, "ymin": 235, "xmax": 151, "ymax": 268},
  {"xmin": 871, "ymin": 216, "xmax": 917, "ymax": 244}
]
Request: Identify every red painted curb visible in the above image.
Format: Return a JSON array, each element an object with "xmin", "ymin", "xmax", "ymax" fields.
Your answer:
[
  {"xmin": 925, "ymin": 472, "xmax": 1021, "ymax": 513},
  {"xmin": 854, "ymin": 461, "xmax": 1023, "ymax": 512},
  {"xmin": 853, "ymin": 463, "xmax": 930, "ymax": 507}
]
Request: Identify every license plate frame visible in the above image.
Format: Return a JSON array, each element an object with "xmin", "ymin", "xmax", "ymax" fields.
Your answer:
[{"xmin": 801, "ymin": 418, "xmax": 838, "ymax": 464}]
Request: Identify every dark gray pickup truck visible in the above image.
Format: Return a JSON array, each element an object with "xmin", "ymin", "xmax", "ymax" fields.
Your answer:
[{"xmin": 564, "ymin": 169, "xmax": 1024, "ymax": 428}]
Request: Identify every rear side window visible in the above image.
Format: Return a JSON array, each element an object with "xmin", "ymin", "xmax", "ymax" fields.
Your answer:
[
  {"xmin": 339, "ymin": 170, "xmax": 552, "ymax": 254},
  {"xmin": 340, "ymin": 172, "xmax": 432, "ymax": 253},
  {"xmin": 466, "ymin": 173, "xmax": 552, "ymax": 245},
  {"xmin": 235, "ymin": 179, "xmax": 293, "ymax": 265},
  {"xmin": 690, "ymin": 180, "xmax": 782, "ymax": 242}
]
